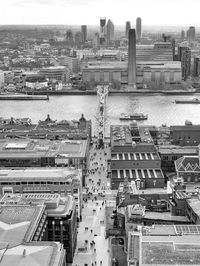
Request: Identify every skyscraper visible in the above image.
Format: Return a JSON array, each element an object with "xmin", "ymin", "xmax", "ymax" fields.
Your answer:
[
  {"xmin": 106, "ymin": 19, "xmax": 114, "ymax": 45},
  {"xmin": 100, "ymin": 17, "xmax": 106, "ymax": 45},
  {"xmin": 187, "ymin": 26, "xmax": 195, "ymax": 44},
  {"xmin": 126, "ymin": 21, "xmax": 131, "ymax": 38},
  {"xmin": 136, "ymin": 17, "xmax": 142, "ymax": 41},
  {"xmin": 81, "ymin": 25, "xmax": 87, "ymax": 43},
  {"xmin": 94, "ymin": 32, "xmax": 100, "ymax": 46},
  {"xmin": 128, "ymin": 29, "xmax": 137, "ymax": 88},
  {"xmin": 181, "ymin": 30, "xmax": 185, "ymax": 41},
  {"xmin": 178, "ymin": 44, "xmax": 191, "ymax": 81}
]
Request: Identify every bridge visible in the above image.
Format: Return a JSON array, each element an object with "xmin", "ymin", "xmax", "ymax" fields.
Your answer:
[{"xmin": 97, "ymin": 85, "xmax": 109, "ymax": 148}]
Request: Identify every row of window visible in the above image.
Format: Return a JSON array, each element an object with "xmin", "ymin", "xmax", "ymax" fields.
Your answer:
[{"xmin": 0, "ymin": 181, "xmax": 73, "ymax": 185}]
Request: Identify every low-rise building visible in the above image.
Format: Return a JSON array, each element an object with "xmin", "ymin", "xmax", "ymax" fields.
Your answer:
[
  {"xmin": 39, "ymin": 66, "xmax": 70, "ymax": 83},
  {"xmin": 0, "ymin": 114, "xmax": 92, "ymax": 142},
  {"xmin": 0, "ymin": 137, "xmax": 89, "ymax": 186},
  {"xmin": 0, "ymin": 168, "xmax": 82, "ymax": 221},
  {"xmin": 127, "ymin": 224, "xmax": 200, "ymax": 266},
  {"xmin": 175, "ymin": 154, "xmax": 200, "ymax": 183},
  {"xmin": 159, "ymin": 145, "xmax": 198, "ymax": 172},
  {"xmin": 109, "ymin": 124, "xmax": 165, "ymax": 190},
  {"xmin": 116, "ymin": 178, "xmax": 171, "ymax": 209},
  {"xmin": 170, "ymin": 123, "xmax": 200, "ymax": 146},
  {"xmin": 0, "ymin": 203, "xmax": 66, "ymax": 266},
  {"xmin": 0, "ymin": 193, "xmax": 77, "ymax": 263}
]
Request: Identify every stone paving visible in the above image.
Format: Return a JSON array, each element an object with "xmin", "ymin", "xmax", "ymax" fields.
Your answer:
[{"xmin": 72, "ymin": 142, "xmax": 116, "ymax": 266}]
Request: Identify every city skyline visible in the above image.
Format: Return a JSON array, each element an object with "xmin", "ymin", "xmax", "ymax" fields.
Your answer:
[{"xmin": 1, "ymin": 0, "xmax": 200, "ymax": 26}]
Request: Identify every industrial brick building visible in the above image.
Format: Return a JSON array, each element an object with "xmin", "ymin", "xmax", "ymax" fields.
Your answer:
[{"xmin": 109, "ymin": 124, "xmax": 165, "ymax": 189}]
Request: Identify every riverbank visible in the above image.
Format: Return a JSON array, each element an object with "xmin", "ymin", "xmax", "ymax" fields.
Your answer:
[{"xmin": 24, "ymin": 89, "xmax": 198, "ymax": 96}]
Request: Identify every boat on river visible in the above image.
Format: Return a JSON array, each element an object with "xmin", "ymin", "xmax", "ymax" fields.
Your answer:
[
  {"xmin": 0, "ymin": 94, "xmax": 49, "ymax": 100},
  {"xmin": 175, "ymin": 98, "xmax": 200, "ymax": 104},
  {"xmin": 120, "ymin": 113, "xmax": 148, "ymax": 121}
]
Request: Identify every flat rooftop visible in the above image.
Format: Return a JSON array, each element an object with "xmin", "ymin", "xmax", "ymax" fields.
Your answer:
[
  {"xmin": 0, "ymin": 168, "xmax": 81, "ymax": 181},
  {"xmin": 0, "ymin": 138, "xmax": 88, "ymax": 158},
  {"xmin": 170, "ymin": 124, "xmax": 200, "ymax": 131},
  {"xmin": 0, "ymin": 242, "xmax": 64, "ymax": 266},
  {"xmin": 0, "ymin": 205, "xmax": 44, "ymax": 247},
  {"xmin": 159, "ymin": 145, "xmax": 198, "ymax": 155},
  {"xmin": 129, "ymin": 225, "xmax": 200, "ymax": 265}
]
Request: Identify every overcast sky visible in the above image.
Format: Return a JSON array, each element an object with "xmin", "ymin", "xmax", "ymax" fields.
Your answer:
[{"xmin": 0, "ymin": 0, "xmax": 200, "ymax": 26}]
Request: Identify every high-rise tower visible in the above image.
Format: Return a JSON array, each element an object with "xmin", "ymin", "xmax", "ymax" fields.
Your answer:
[
  {"xmin": 81, "ymin": 25, "xmax": 87, "ymax": 43},
  {"xmin": 100, "ymin": 17, "xmax": 106, "ymax": 45},
  {"xmin": 125, "ymin": 21, "xmax": 131, "ymax": 38},
  {"xmin": 187, "ymin": 26, "xmax": 195, "ymax": 44},
  {"xmin": 128, "ymin": 29, "xmax": 137, "ymax": 88},
  {"xmin": 136, "ymin": 17, "xmax": 142, "ymax": 42},
  {"xmin": 106, "ymin": 19, "xmax": 114, "ymax": 45}
]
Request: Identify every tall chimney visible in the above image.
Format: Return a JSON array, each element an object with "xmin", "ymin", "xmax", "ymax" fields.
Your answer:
[{"xmin": 128, "ymin": 29, "xmax": 137, "ymax": 88}]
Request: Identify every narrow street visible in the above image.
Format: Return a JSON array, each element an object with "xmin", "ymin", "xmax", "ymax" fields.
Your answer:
[{"xmin": 72, "ymin": 141, "xmax": 115, "ymax": 266}]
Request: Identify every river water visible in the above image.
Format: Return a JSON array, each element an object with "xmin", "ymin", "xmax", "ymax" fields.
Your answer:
[{"xmin": 1, "ymin": 94, "xmax": 200, "ymax": 136}]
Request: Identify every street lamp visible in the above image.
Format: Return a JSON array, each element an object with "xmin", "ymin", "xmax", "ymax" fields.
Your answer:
[{"xmin": 135, "ymin": 177, "xmax": 141, "ymax": 204}]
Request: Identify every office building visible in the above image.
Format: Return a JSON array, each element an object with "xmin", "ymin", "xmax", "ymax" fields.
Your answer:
[
  {"xmin": 193, "ymin": 55, "xmax": 200, "ymax": 77},
  {"xmin": 109, "ymin": 124, "xmax": 165, "ymax": 189},
  {"xmin": 187, "ymin": 26, "xmax": 196, "ymax": 44},
  {"xmin": 0, "ymin": 70, "xmax": 4, "ymax": 88},
  {"xmin": 94, "ymin": 32, "xmax": 100, "ymax": 46},
  {"xmin": 181, "ymin": 30, "xmax": 185, "ymax": 41},
  {"xmin": 0, "ymin": 168, "xmax": 82, "ymax": 220},
  {"xmin": 58, "ymin": 55, "xmax": 80, "ymax": 73},
  {"xmin": 125, "ymin": 21, "xmax": 131, "ymax": 38},
  {"xmin": 74, "ymin": 31, "xmax": 82, "ymax": 46},
  {"xmin": 178, "ymin": 44, "xmax": 191, "ymax": 80},
  {"xmin": 0, "ymin": 203, "xmax": 66, "ymax": 266},
  {"xmin": 0, "ymin": 193, "xmax": 76, "ymax": 263},
  {"xmin": 100, "ymin": 17, "xmax": 106, "ymax": 45},
  {"xmin": 81, "ymin": 25, "xmax": 87, "ymax": 43},
  {"xmin": 128, "ymin": 29, "xmax": 137, "ymax": 87},
  {"xmin": 0, "ymin": 138, "xmax": 89, "ymax": 184},
  {"xmin": 106, "ymin": 19, "xmax": 114, "ymax": 45},
  {"xmin": 39, "ymin": 66, "xmax": 69, "ymax": 83},
  {"xmin": 127, "ymin": 225, "xmax": 200, "ymax": 266},
  {"xmin": 136, "ymin": 17, "xmax": 142, "ymax": 41}
]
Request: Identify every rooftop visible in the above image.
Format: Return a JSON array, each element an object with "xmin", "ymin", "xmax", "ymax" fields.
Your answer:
[
  {"xmin": 0, "ymin": 138, "xmax": 88, "ymax": 158},
  {"xmin": 159, "ymin": 145, "xmax": 198, "ymax": 155},
  {"xmin": 128, "ymin": 225, "xmax": 200, "ymax": 265},
  {"xmin": 175, "ymin": 156, "xmax": 200, "ymax": 173},
  {"xmin": 0, "ymin": 168, "xmax": 81, "ymax": 181},
  {"xmin": 0, "ymin": 242, "xmax": 64, "ymax": 266},
  {"xmin": 0, "ymin": 205, "xmax": 44, "ymax": 247}
]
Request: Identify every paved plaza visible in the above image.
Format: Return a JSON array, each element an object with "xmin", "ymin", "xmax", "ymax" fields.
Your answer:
[{"xmin": 72, "ymin": 142, "xmax": 116, "ymax": 266}]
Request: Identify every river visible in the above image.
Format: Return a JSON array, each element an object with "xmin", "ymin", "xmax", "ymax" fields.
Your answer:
[{"xmin": 1, "ymin": 94, "xmax": 200, "ymax": 136}]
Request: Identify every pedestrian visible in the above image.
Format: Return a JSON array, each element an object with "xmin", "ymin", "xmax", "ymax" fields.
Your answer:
[
  {"xmin": 91, "ymin": 229, "xmax": 93, "ymax": 233},
  {"xmin": 94, "ymin": 248, "xmax": 96, "ymax": 252},
  {"xmin": 100, "ymin": 261, "xmax": 102, "ymax": 265}
]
